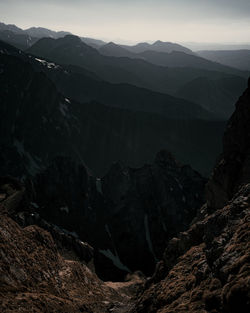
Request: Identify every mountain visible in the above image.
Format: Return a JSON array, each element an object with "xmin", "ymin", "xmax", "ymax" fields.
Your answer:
[
  {"xmin": 197, "ymin": 49, "xmax": 250, "ymax": 71},
  {"xmin": 185, "ymin": 42, "xmax": 250, "ymax": 51},
  {"xmin": 23, "ymin": 151, "xmax": 205, "ymax": 280},
  {"xmin": 131, "ymin": 79, "xmax": 250, "ymax": 313},
  {"xmin": 122, "ymin": 40, "xmax": 194, "ymax": 54},
  {"xmin": 0, "ymin": 30, "xmax": 37, "ymax": 50},
  {"xmin": 25, "ymin": 26, "xmax": 71, "ymax": 39},
  {"xmin": 98, "ymin": 42, "xmax": 247, "ymax": 74},
  {"xmin": 99, "ymin": 41, "xmax": 134, "ymax": 57},
  {"xmin": 0, "ymin": 40, "xmax": 225, "ymax": 178},
  {"xmin": 27, "ymin": 35, "xmax": 248, "ymax": 110},
  {"xmin": 0, "ymin": 21, "xmax": 24, "ymax": 34},
  {"xmin": 175, "ymin": 76, "xmax": 246, "ymax": 118},
  {"xmin": 0, "ymin": 22, "xmax": 71, "ymax": 50},
  {"xmin": 81, "ymin": 36, "xmax": 107, "ymax": 48}
]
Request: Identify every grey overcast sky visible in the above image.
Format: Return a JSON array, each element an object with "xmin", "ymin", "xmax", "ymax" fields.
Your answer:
[{"xmin": 0, "ymin": 0, "xmax": 250, "ymax": 44}]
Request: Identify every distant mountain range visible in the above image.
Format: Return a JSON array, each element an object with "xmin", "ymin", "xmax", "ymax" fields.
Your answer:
[
  {"xmin": 27, "ymin": 34, "xmax": 248, "ymax": 118},
  {"xmin": 0, "ymin": 39, "xmax": 226, "ymax": 177},
  {"xmin": 1, "ymin": 21, "xmax": 249, "ymax": 175},
  {"xmin": 120, "ymin": 40, "xmax": 194, "ymax": 54},
  {"xmin": 197, "ymin": 50, "xmax": 250, "ymax": 71}
]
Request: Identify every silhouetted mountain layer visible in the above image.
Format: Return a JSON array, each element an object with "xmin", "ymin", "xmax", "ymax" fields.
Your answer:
[
  {"xmin": 0, "ymin": 40, "xmax": 226, "ymax": 178},
  {"xmin": 27, "ymin": 35, "xmax": 248, "ymax": 99},
  {"xmin": 121, "ymin": 40, "xmax": 194, "ymax": 54},
  {"xmin": 175, "ymin": 76, "xmax": 246, "ymax": 118},
  {"xmin": 198, "ymin": 49, "xmax": 250, "ymax": 71},
  {"xmin": 25, "ymin": 27, "xmax": 71, "ymax": 39},
  {"xmin": 0, "ymin": 22, "xmax": 24, "ymax": 34},
  {"xmin": 99, "ymin": 42, "xmax": 247, "ymax": 75}
]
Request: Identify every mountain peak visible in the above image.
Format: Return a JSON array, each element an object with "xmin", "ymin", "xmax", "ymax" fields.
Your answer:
[{"xmin": 61, "ymin": 34, "xmax": 82, "ymax": 43}]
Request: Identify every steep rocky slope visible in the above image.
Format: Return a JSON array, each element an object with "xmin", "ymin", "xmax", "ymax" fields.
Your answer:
[
  {"xmin": 0, "ymin": 180, "xmax": 143, "ymax": 313},
  {"xmin": 26, "ymin": 151, "xmax": 205, "ymax": 280},
  {"xmin": 27, "ymin": 35, "xmax": 248, "ymax": 97},
  {"xmin": 131, "ymin": 80, "xmax": 250, "ymax": 313}
]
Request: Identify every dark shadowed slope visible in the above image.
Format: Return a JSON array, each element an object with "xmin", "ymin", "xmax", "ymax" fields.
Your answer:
[
  {"xmin": 131, "ymin": 79, "xmax": 250, "ymax": 313},
  {"xmin": 27, "ymin": 35, "xmax": 248, "ymax": 98},
  {"xmin": 0, "ymin": 40, "xmax": 225, "ymax": 178}
]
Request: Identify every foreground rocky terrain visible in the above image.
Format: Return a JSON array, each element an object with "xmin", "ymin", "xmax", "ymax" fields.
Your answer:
[
  {"xmin": 0, "ymin": 34, "xmax": 250, "ymax": 312},
  {"xmin": 1, "ymin": 76, "xmax": 249, "ymax": 312},
  {"xmin": 0, "ymin": 178, "xmax": 145, "ymax": 312},
  {"xmin": 130, "ymin": 79, "xmax": 250, "ymax": 312}
]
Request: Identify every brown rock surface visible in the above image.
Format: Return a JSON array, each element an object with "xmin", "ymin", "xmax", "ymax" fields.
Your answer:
[
  {"xmin": 207, "ymin": 79, "xmax": 250, "ymax": 209},
  {"xmin": 131, "ymin": 185, "xmax": 250, "ymax": 312},
  {"xmin": 0, "ymin": 185, "xmax": 144, "ymax": 312},
  {"xmin": 131, "ymin": 83, "xmax": 250, "ymax": 312}
]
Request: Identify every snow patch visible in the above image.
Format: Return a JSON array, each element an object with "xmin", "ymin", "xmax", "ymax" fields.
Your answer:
[
  {"xmin": 59, "ymin": 102, "xmax": 68, "ymax": 116},
  {"xmin": 35, "ymin": 58, "xmax": 59, "ymax": 69},
  {"xmin": 144, "ymin": 214, "xmax": 157, "ymax": 261},
  {"xmin": 13, "ymin": 139, "xmax": 42, "ymax": 176},
  {"xmin": 175, "ymin": 178, "xmax": 183, "ymax": 190},
  {"xmin": 96, "ymin": 178, "xmax": 103, "ymax": 194},
  {"xmin": 161, "ymin": 220, "xmax": 167, "ymax": 232},
  {"xmin": 99, "ymin": 249, "xmax": 131, "ymax": 272},
  {"xmin": 105, "ymin": 224, "xmax": 112, "ymax": 238},
  {"xmin": 30, "ymin": 202, "xmax": 39, "ymax": 209},
  {"xmin": 60, "ymin": 206, "xmax": 69, "ymax": 214}
]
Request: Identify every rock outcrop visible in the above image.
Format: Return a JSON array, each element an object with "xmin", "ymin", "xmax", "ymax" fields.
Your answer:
[
  {"xmin": 207, "ymin": 78, "xmax": 250, "ymax": 209},
  {"xmin": 131, "ymin": 81, "xmax": 250, "ymax": 312},
  {"xmin": 0, "ymin": 178, "xmax": 145, "ymax": 313},
  {"xmin": 24, "ymin": 152, "xmax": 205, "ymax": 281}
]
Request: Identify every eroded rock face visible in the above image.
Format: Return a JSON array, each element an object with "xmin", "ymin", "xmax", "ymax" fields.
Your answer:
[
  {"xmin": 131, "ymin": 81, "xmax": 250, "ymax": 313},
  {"xmin": 207, "ymin": 79, "xmax": 250, "ymax": 209},
  {"xmin": 98, "ymin": 150, "xmax": 205, "ymax": 278},
  {"xmin": 0, "ymin": 181, "xmax": 144, "ymax": 313},
  {"xmin": 25, "ymin": 151, "xmax": 205, "ymax": 280},
  {"xmin": 132, "ymin": 185, "xmax": 250, "ymax": 313}
]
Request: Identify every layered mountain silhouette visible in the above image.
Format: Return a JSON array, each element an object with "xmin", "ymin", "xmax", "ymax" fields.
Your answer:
[
  {"xmin": 1, "ymin": 21, "xmax": 248, "ymax": 119},
  {"xmin": 121, "ymin": 40, "xmax": 194, "ymax": 54},
  {"xmin": 0, "ymin": 40, "xmax": 225, "ymax": 177},
  {"xmin": 27, "ymin": 35, "xmax": 248, "ymax": 118},
  {"xmin": 198, "ymin": 49, "xmax": 250, "ymax": 71}
]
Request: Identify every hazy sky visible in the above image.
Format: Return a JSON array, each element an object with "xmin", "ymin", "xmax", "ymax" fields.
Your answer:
[{"xmin": 0, "ymin": 0, "xmax": 250, "ymax": 44}]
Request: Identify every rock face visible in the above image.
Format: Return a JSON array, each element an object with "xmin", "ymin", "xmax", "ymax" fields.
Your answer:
[
  {"xmin": 97, "ymin": 150, "xmax": 205, "ymax": 278},
  {"xmin": 207, "ymin": 78, "xmax": 250, "ymax": 209},
  {"xmin": 0, "ymin": 180, "xmax": 143, "ymax": 313},
  {"xmin": 131, "ymin": 82, "xmax": 250, "ymax": 312},
  {"xmin": 132, "ymin": 185, "xmax": 250, "ymax": 313},
  {"xmin": 25, "ymin": 151, "xmax": 205, "ymax": 281}
]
